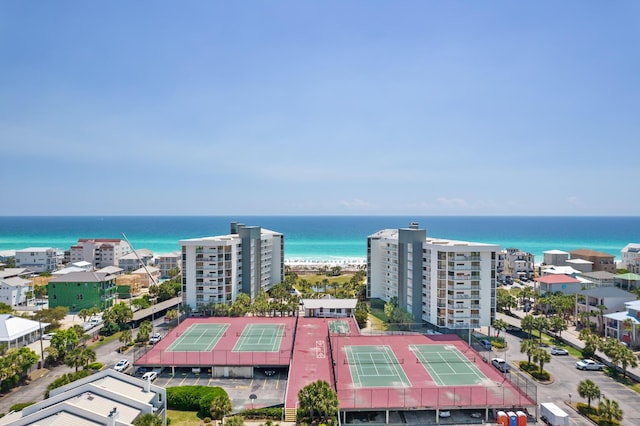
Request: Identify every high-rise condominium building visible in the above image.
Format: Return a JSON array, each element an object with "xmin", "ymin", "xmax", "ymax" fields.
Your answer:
[
  {"xmin": 367, "ymin": 222, "xmax": 499, "ymax": 330},
  {"xmin": 179, "ymin": 222, "xmax": 284, "ymax": 312}
]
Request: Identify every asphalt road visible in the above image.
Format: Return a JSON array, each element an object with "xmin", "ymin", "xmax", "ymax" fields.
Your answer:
[{"xmin": 499, "ymin": 327, "xmax": 640, "ymax": 425}]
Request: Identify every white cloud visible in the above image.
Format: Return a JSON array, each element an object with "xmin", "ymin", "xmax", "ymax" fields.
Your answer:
[
  {"xmin": 436, "ymin": 197, "xmax": 469, "ymax": 208},
  {"xmin": 339, "ymin": 198, "xmax": 375, "ymax": 210}
]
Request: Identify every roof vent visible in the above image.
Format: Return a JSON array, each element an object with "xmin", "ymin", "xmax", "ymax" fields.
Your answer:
[{"xmin": 409, "ymin": 222, "xmax": 419, "ymax": 229}]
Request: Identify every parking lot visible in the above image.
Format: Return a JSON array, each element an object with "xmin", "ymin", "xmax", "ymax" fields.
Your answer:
[{"xmin": 151, "ymin": 367, "xmax": 288, "ymax": 412}]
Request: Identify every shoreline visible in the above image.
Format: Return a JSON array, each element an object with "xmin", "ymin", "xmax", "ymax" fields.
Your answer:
[{"xmin": 285, "ymin": 258, "xmax": 366, "ymax": 273}]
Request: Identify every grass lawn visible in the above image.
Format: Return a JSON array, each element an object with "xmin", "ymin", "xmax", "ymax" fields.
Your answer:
[
  {"xmin": 167, "ymin": 409, "xmax": 201, "ymax": 426},
  {"xmin": 367, "ymin": 313, "xmax": 386, "ymax": 331}
]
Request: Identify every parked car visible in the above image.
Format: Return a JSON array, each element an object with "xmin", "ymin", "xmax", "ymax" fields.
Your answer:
[
  {"xmin": 438, "ymin": 411, "xmax": 451, "ymax": 418},
  {"xmin": 576, "ymin": 359, "xmax": 604, "ymax": 371},
  {"xmin": 141, "ymin": 371, "xmax": 158, "ymax": 381},
  {"xmin": 42, "ymin": 332, "xmax": 55, "ymax": 340},
  {"xmin": 149, "ymin": 332, "xmax": 162, "ymax": 344},
  {"xmin": 481, "ymin": 339, "xmax": 492, "ymax": 350},
  {"xmin": 133, "ymin": 367, "xmax": 148, "ymax": 377},
  {"xmin": 264, "ymin": 370, "xmax": 276, "ymax": 376},
  {"xmin": 550, "ymin": 347, "xmax": 569, "ymax": 356},
  {"xmin": 491, "ymin": 358, "xmax": 510, "ymax": 373},
  {"xmin": 114, "ymin": 359, "xmax": 130, "ymax": 372}
]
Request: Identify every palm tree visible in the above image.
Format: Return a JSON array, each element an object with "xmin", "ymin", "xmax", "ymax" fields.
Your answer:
[
  {"xmin": 598, "ymin": 398, "xmax": 623, "ymax": 424},
  {"xmin": 79, "ymin": 347, "xmax": 96, "ymax": 370},
  {"xmin": 298, "ymin": 380, "xmax": 339, "ymax": 422},
  {"xmin": 520, "ymin": 339, "xmax": 537, "ymax": 366},
  {"xmin": 120, "ymin": 329, "xmax": 133, "ymax": 350},
  {"xmin": 549, "ymin": 315, "xmax": 567, "ymax": 337},
  {"xmin": 623, "ymin": 318, "xmax": 635, "ymax": 347},
  {"xmin": 493, "ymin": 319, "xmax": 509, "ymax": 339},
  {"xmin": 577, "ymin": 379, "xmax": 600, "ymax": 410},
  {"xmin": 609, "ymin": 344, "xmax": 638, "ymax": 379},
  {"xmin": 532, "ymin": 347, "xmax": 551, "ymax": 373},
  {"xmin": 533, "ymin": 315, "xmax": 549, "ymax": 345},
  {"xmin": 596, "ymin": 304, "xmax": 607, "ymax": 336},
  {"xmin": 64, "ymin": 348, "xmax": 84, "ymax": 372},
  {"xmin": 521, "ymin": 314, "xmax": 536, "ymax": 340}
]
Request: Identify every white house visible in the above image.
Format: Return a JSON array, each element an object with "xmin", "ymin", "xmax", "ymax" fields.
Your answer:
[
  {"xmin": 302, "ymin": 298, "xmax": 357, "ymax": 318},
  {"xmin": 621, "ymin": 243, "xmax": 640, "ymax": 270},
  {"xmin": 0, "ymin": 276, "xmax": 33, "ymax": 307},
  {"xmin": 119, "ymin": 249, "xmax": 155, "ymax": 273},
  {"xmin": 0, "ymin": 369, "xmax": 167, "ymax": 426},
  {"xmin": 575, "ymin": 287, "xmax": 636, "ymax": 332},
  {"xmin": 15, "ymin": 247, "xmax": 63, "ymax": 273},
  {"xmin": 0, "ymin": 314, "xmax": 48, "ymax": 348}
]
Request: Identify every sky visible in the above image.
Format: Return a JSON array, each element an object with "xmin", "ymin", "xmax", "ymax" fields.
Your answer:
[{"xmin": 1, "ymin": 1, "xmax": 639, "ymax": 216}]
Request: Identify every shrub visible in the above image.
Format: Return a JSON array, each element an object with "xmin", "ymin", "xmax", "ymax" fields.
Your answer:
[
  {"xmin": 203, "ymin": 417, "xmax": 211, "ymax": 424},
  {"xmin": 166, "ymin": 386, "xmax": 229, "ymax": 418},
  {"xmin": 9, "ymin": 402, "xmax": 35, "ymax": 412},
  {"xmin": 239, "ymin": 407, "xmax": 282, "ymax": 420},
  {"xmin": 87, "ymin": 362, "xmax": 103, "ymax": 371}
]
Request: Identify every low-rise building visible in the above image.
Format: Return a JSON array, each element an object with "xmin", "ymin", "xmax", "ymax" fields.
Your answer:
[
  {"xmin": 565, "ymin": 258, "xmax": 593, "ymax": 273},
  {"xmin": 158, "ymin": 252, "xmax": 181, "ymax": 279},
  {"xmin": 15, "ymin": 247, "xmax": 63, "ymax": 273},
  {"xmin": 614, "ymin": 272, "xmax": 640, "ymax": 291},
  {"xmin": 119, "ymin": 249, "xmax": 155, "ymax": 273},
  {"xmin": 580, "ymin": 271, "xmax": 616, "ymax": 288},
  {"xmin": 621, "ymin": 243, "xmax": 640, "ymax": 270},
  {"xmin": 604, "ymin": 300, "xmax": 640, "ymax": 348},
  {"xmin": 576, "ymin": 287, "xmax": 635, "ymax": 333},
  {"xmin": 570, "ymin": 249, "xmax": 616, "ymax": 273},
  {"xmin": 302, "ymin": 298, "xmax": 357, "ymax": 318},
  {"xmin": 503, "ymin": 248, "xmax": 534, "ymax": 280},
  {"xmin": 535, "ymin": 274, "xmax": 582, "ymax": 295},
  {"xmin": 0, "ymin": 369, "xmax": 166, "ymax": 426},
  {"xmin": 0, "ymin": 276, "xmax": 33, "ymax": 307},
  {"xmin": 70, "ymin": 238, "xmax": 131, "ymax": 269},
  {"xmin": 543, "ymin": 249, "xmax": 569, "ymax": 266},
  {"xmin": 0, "ymin": 314, "xmax": 48, "ymax": 348},
  {"xmin": 132, "ymin": 266, "xmax": 161, "ymax": 288},
  {"xmin": 48, "ymin": 271, "xmax": 117, "ymax": 312}
]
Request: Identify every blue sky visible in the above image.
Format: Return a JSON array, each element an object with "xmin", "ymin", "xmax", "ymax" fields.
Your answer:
[{"xmin": 2, "ymin": 1, "xmax": 638, "ymax": 216}]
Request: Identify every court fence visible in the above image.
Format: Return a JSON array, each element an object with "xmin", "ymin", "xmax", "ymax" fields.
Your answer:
[
  {"xmin": 337, "ymin": 384, "xmax": 535, "ymax": 410},
  {"xmin": 135, "ymin": 349, "xmax": 292, "ymax": 366}
]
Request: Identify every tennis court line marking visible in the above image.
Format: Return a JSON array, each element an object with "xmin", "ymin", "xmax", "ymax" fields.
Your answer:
[
  {"xmin": 410, "ymin": 344, "xmax": 486, "ymax": 385},
  {"xmin": 345, "ymin": 345, "xmax": 411, "ymax": 388},
  {"xmin": 167, "ymin": 323, "xmax": 229, "ymax": 352}
]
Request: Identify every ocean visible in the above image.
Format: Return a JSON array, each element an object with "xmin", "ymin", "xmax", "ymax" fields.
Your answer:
[{"xmin": 0, "ymin": 216, "xmax": 638, "ymax": 264}]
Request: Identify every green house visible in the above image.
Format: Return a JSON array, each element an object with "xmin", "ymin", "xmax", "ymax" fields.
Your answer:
[{"xmin": 48, "ymin": 271, "xmax": 117, "ymax": 312}]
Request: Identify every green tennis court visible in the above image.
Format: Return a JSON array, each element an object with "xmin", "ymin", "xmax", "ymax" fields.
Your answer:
[
  {"xmin": 167, "ymin": 323, "xmax": 229, "ymax": 352},
  {"xmin": 329, "ymin": 320, "xmax": 350, "ymax": 334},
  {"xmin": 410, "ymin": 344, "xmax": 487, "ymax": 385},
  {"xmin": 233, "ymin": 323, "xmax": 285, "ymax": 352},
  {"xmin": 345, "ymin": 345, "xmax": 411, "ymax": 388}
]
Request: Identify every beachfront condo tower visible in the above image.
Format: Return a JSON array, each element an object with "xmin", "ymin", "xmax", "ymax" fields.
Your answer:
[
  {"xmin": 367, "ymin": 222, "xmax": 499, "ymax": 331},
  {"xmin": 179, "ymin": 222, "xmax": 284, "ymax": 313}
]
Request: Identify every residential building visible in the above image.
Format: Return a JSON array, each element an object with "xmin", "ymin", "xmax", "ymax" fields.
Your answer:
[
  {"xmin": 621, "ymin": 243, "xmax": 640, "ymax": 269},
  {"xmin": 119, "ymin": 249, "xmax": 155, "ymax": 273},
  {"xmin": 0, "ymin": 276, "xmax": 32, "ymax": 307},
  {"xmin": 543, "ymin": 249, "xmax": 569, "ymax": 266},
  {"xmin": 535, "ymin": 274, "xmax": 582, "ymax": 295},
  {"xmin": 367, "ymin": 222, "xmax": 499, "ymax": 330},
  {"xmin": 580, "ymin": 271, "xmax": 616, "ymax": 288},
  {"xmin": 0, "ymin": 314, "xmax": 48, "ymax": 348},
  {"xmin": 70, "ymin": 238, "xmax": 131, "ymax": 269},
  {"xmin": 15, "ymin": 247, "xmax": 63, "ymax": 273},
  {"xmin": 539, "ymin": 265, "xmax": 581, "ymax": 277},
  {"xmin": 116, "ymin": 274, "xmax": 143, "ymax": 299},
  {"xmin": 180, "ymin": 222, "xmax": 284, "ymax": 311},
  {"xmin": 614, "ymin": 272, "xmax": 640, "ymax": 291},
  {"xmin": 576, "ymin": 287, "xmax": 635, "ymax": 333},
  {"xmin": 565, "ymin": 258, "xmax": 593, "ymax": 273},
  {"xmin": 503, "ymin": 248, "xmax": 534, "ymax": 280},
  {"xmin": 158, "ymin": 252, "xmax": 181, "ymax": 279},
  {"xmin": 48, "ymin": 271, "xmax": 117, "ymax": 312},
  {"xmin": 0, "ymin": 369, "xmax": 167, "ymax": 426},
  {"xmin": 570, "ymin": 249, "xmax": 616, "ymax": 273},
  {"xmin": 604, "ymin": 300, "xmax": 640, "ymax": 348},
  {"xmin": 132, "ymin": 266, "xmax": 161, "ymax": 288}
]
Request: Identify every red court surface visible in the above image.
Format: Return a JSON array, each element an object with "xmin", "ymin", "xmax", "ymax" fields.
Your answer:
[
  {"xmin": 285, "ymin": 317, "xmax": 358, "ymax": 409},
  {"xmin": 135, "ymin": 316, "xmax": 296, "ymax": 367},
  {"xmin": 331, "ymin": 333, "xmax": 535, "ymax": 410}
]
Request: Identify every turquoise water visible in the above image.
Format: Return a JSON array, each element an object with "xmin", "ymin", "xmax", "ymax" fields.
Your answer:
[{"xmin": 0, "ymin": 216, "xmax": 638, "ymax": 263}]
